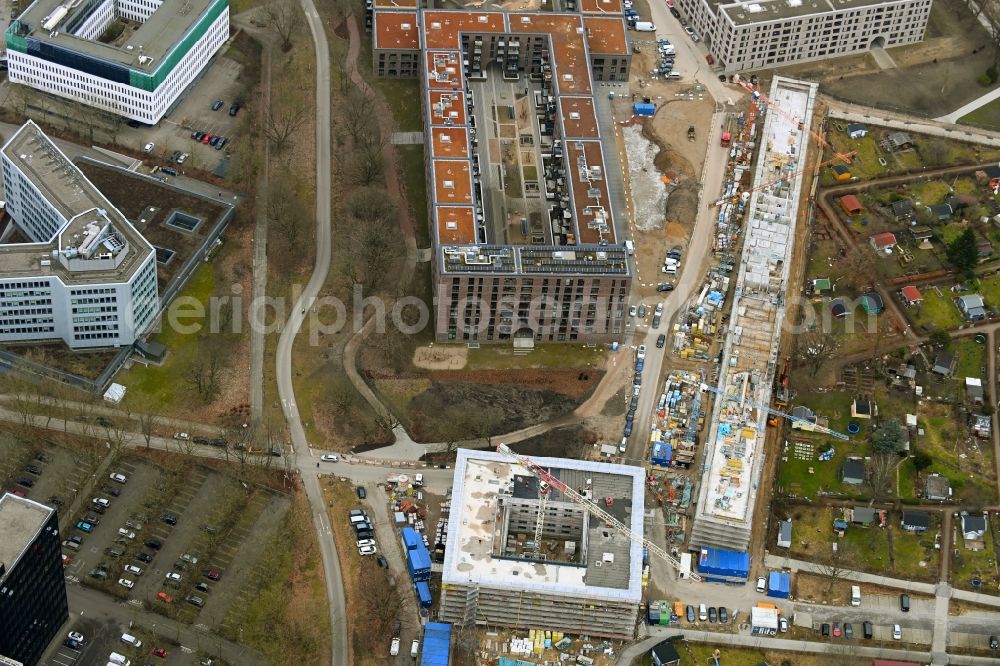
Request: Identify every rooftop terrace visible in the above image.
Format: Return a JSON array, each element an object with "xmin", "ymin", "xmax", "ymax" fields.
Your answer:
[{"xmin": 0, "ymin": 493, "xmax": 54, "ymax": 581}]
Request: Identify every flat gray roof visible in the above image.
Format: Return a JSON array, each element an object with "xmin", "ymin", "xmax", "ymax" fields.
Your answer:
[
  {"xmin": 0, "ymin": 121, "xmax": 153, "ymax": 284},
  {"xmin": 0, "ymin": 493, "xmax": 54, "ymax": 581},
  {"xmin": 443, "ymin": 448, "xmax": 645, "ymax": 601},
  {"xmin": 714, "ymin": 0, "xmax": 915, "ymax": 26},
  {"xmin": 14, "ymin": 0, "xmax": 218, "ymax": 70}
]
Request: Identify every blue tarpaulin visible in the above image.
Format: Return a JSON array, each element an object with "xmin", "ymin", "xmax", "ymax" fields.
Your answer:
[
  {"xmin": 634, "ymin": 102, "xmax": 656, "ymax": 116},
  {"xmin": 421, "ymin": 622, "xmax": 452, "ymax": 666},
  {"xmin": 651, "ymin": 441, "xmax": 671, "ymax": 466},
  {"xmin": 696, "ymin": 547, "xmax": 750, "ymax": 581},
  {"xmin": 767, "ymin": 571, "xmax": 790, "ymax": 599}
]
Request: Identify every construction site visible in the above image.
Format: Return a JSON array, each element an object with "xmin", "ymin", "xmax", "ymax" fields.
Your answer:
[
  {"xmin": 438, "ymin": 448, "xmax": 646, "ymax": 639},
  {"xmin": 688, "ymin": 76, "xmax": 819, "ymax": 558}
]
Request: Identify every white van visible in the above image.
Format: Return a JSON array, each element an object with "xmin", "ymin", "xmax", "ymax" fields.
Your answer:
[
  {"xmin": 698, "ymin": 604, "xmax": 708, "ymax": 621},
  {"xmin": 108, "ymin": 653, "xmax": 130, "ymax": 666},
  {"xmin": 635, "ymin": 21, "xmax": 656, "ymax": 31},
  {"xmin": 851, "ymin": 585, "xmax": 861, "ymax": 606},
  {"xmin": 120, "ymin": 633, "xmax": 141, "ymax": 648},
  {"xmin": 624, "ymin": 239, "xmax": 635, "ymax": 255},
  {"xmin": 410, "ymin": 639, "xmax": 420, "ymax": 657}
]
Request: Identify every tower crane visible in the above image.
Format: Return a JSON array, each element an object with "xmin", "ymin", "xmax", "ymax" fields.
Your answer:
[
  {"xmin": 678, "ymin": 378, "xmax": 849, "ymax": 441},
  {"xmin": 495, "ymin": 443, "xmax": 702, "ymax": 582},
  {"xmin": 736, "ymin": 79, "xmax": 846, "ymax": 161}
]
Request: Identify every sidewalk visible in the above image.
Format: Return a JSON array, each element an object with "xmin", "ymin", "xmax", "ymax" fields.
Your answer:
[{"xmin": 764, "ymin": 554, "xmax": 938, "ymax": 594}]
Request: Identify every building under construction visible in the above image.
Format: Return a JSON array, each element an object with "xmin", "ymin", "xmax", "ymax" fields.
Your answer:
[
  {"xmin": 689, "ymin": 76, "xmax": 817, "ymax": 555},
  {"xmin": 439, "ymin": 448, "xmax": 645, "ymax": 639}
]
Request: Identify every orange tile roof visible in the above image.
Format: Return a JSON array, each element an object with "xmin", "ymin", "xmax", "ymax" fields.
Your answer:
[
  {"xmin": 560, "ymin": 96, "xmax": 599, "ymax": 139},
  {"xmin": 374, "ymin": 11, "xmax": 420, "ymax": 50},
  {"xmin": 509, "ymin": 13, "xmax": 592, "ymax": 95},
  {"xmin": 437, "ymin": 206, "xmax": 478, "ymax": 245},
  {"xmin": 565, "ymin": 140, "xmax": 615, "ymax": 245},
  {"xmin": 374, "ymin": 0, "xmax": 417, "ymax": 7},
  {"xmin": 426, "ymin": 51, "xmax": 464, "ymax": 90},
  {"xmin": 583, "ymin": 16, "xmax": 629, "ymax": 55},
  {"xmin": 433, "ymin": 160, "xmax": 474, "ymax": 205},
  {"xmin": 579, "ymin": 0, "xmax": 623, "ymax": 13},
  {"xmin": 422, "ymin": 10, "xmax": 506, "ymax": 49},
  {"xmin": 429, "ymin": 90, "xmax": 467, "ymax": 126},
  {"xmin": 431, "ymin": 126, "xmax": 470, "ymax": 158}
]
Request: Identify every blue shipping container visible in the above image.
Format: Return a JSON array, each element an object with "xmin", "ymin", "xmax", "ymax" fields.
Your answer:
[
  {"xmin": 650, "ymin": 441, "xmax": 671, "ymax": 467},
  {"xmin": 401, "ymin": 527, "xmax": 421, "ymax": 551},
  {"xmin": 634, "ymin": 102, "xmax": 656, "ymax": 116},
  {"xmin": 696, "ymin": 547, "xmax": 750, "ymax": 580},
  {"xmin": 415, "ymin": 580, "xmax": 432, "ymax": 608},
  {"xmin": 407, "ymin": 547, "xmax": 432, "ymax": 582},
  {"xmin": 421, "ymin": 622, "xmax": 452, "ymax": 666},
  {"xmin": 767, "ymin": 571, "xmax": 790, "ymax": 599}
]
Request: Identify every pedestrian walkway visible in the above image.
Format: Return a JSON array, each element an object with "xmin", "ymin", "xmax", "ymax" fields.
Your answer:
[
  {"xmin": 391, "ymin": 131, "xmax": 424, "ymax": 145},
  {"xmin": 936, "ymin": 85, "xmax": 1000, "ymax": 124},
  {"xmin": 764, "ymin": 554, "xmax": 938, "ymax": 594}
]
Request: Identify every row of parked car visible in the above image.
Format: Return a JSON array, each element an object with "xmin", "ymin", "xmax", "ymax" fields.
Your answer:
[
  {"xmin": 349, "ymin": 507, "xmax": 388, "ymax": 567},
  {"xmin": 650, "ymin": 38, "xmax": 682, "ymax": 81}
]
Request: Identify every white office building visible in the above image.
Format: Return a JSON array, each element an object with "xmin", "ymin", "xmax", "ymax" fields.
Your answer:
[
  {"xmin": 5, "ymin": 0, "xmax": 229, "ymax": 124},
  {"xmin": 0, "ymin": 120, "xmax": 159, "ymax": 349},
  {"xmin": 677, "ymin": 0, "xmax": 931, "ymax": 72}
]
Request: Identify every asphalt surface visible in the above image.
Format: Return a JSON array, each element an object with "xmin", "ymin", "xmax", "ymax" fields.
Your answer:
[{"xmin": 269, "ymin": 0, "xmax": 346, "ymax": 661}]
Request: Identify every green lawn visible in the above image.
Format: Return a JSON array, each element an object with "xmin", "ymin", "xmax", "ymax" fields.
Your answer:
[
  {"xmin": 910, "ymin": 180, "xmax": 952, "ymax": 206},
  {"xmin": 787, "ymin": 506, "xmax": 892, "ymax": 574},
  {"xmin": 939, "ymin": 222, "xmax": 968, "ymax": 245},
  {"xmin": 375, "ymin": 78, "xmax": 422, "ymax": 132},
  {"xmin": 954, "ymin": 338, "xmax": 986, "ymax": 379},
  {"xmin": 117, "ymin": 262, "xmax": 218, "ymax": 410},
  {"xmin": 910, "ymin": 289, "xmax": 963, "ymax": 332},
  {"xmin": 467, "ymin": 343, "xmax": 609, "ymax": 370},
  {"xmin": 892, "ymin": 523, "xmax": 939, "ymax": 580},
  {"xmin": 977, "ymin": 272, "xmax": 1000, "ymax": 310},
  {"xmin": 960, "ymin": 96, "xmax": 1000, "ymax": 132},
  {"xmin": 951, "ymin": 514, "xmax": 1000, "ymax": 593},
  {"xmin": 915, "ymin": 401, "xmax": 996, "ymax": 505},
  {"xmin": 396, "ymin": 145, "xmax": 429, "ymax": 248},
  {"xmin": 844, "ymin": 521, "xmax": 892, "ymax": 572},
  {"xmin": 826, "ymin": 132, "xmax": 889, "ymax": 181}
]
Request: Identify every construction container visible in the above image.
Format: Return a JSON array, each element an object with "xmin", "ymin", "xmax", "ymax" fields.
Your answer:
[
  {"xmin": 415, "ymin": 580, "xmax": 433, "ymax": 608},
  {"xmin": 407, "ymin": 545, "xmax": 432, "ymax": 582},
  {"xmin": 767, "ymin": 571, "xmax": 790, "ymax": 599},
  {"xmin": 401, "ymin": 527, "xmax": 421, "ymax": 552},
  {"xmin": 420, "ymin": 622, "xmax": 451, "ymax": 666}
]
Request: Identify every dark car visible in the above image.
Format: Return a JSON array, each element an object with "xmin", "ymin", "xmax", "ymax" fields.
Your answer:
[
  {"xmin": 194, "ymin": 582, "xmax": 210, "ymax": 593},
  {"xmin": 377, "ymin": 555, "xmax": 388, "ymax": 569},
  {"xmin": 669, "ymin": 6, "xmax": 680, "ymax": 17},
  {"xmin": 656, "ymin": 334, "xmax": 666, "ymax": 348},
  {"xmin": 719, "ymin": 74, "xmax": 729, "ymax": 82},
  {"xmin": 96, "ymin": 416, "xmax": 113, "ymax": 427},
  {"xmin": 356, "ymin": 486, "xmax": 366, "ymax": 499},
  {"xmin": 17, "ymin": 478, "xmax": 34, "ymax": 488},
  {"xmin": 84, "ymin": 514, "xmax": 101, "ymax": 525},
  {"xmin": 862, "ymin": 621, "xmax": 873, "ymax": 639},
  {"xmin": 162, "ymin": 167, "xmax": 177, "ymax": 177},
  {"xmin": 656, "ymin": 283, "xmax": 674, "ymax": 292},
  {"xmin": 229, "ymin": 103, "xmax": 240, "ymax": 116},
  {"xmin": 103, "ymin": 486, "xmax": 121, "ymax": 497},
  {"xmin": 211, "ymin": 99, "xmax": 224, "ymax": 111},
  {"xmin": 686, "ymin": 605, "xmax": 695, "ymax": 623},
  {"xmin": 215, "ymin": 137, "xmax": 227, "ymax": 150},
  {"xmin": 209, "ymin": 136, "xmax": 220, "ymax": 146},
  {"xmin": 145, "ymin": 539, "xmax": 162, "ymax": 550},
  {"xmin": 193, "ymin": 436, "xmax": 210, "ymax": 445},
  {"xmin": 191, "ymin": 130, "xmax": 201, "ymax": 139},
  {"xmin": 708, "ymin": 607, "xmax": 717, "ymax": 623},
  {"xmin": 207, "ymin": 438, "xmax": 227, "ymax": 447},
  {"xmin": 844, "ymin": 623, "xmax": 853, "ymax": 638},
  {"xmin": 193, "ymin": 132, "xmax": 205, "ymax": 142},
  {"xmin": 162, "ymin": 514, "xmax": 178, "ymax": 525},
  {"xmin": 135, "ymin": 552, "xmax": 154, "ymax": 563},
  {"xmin": 26, "ymin": 464, "xmax": 42, "ymax": 475},
  {"xmin": 623, "ymin": 421, "xmax": 633, "ymax": 437},
  {"xmin": 89, "ymin": 503, "xmax": 106, "ymax": 514},
  {"xmin": 652, "ymin": 314, "xmax": 661, "ymax": 328},
  {"xmin": 990, "ymin": 635, "xmax": 998, "ymax": 649},
  {"xmin": 186, "ymin": 595, "xmax": 205, "ymax": 607},
  {"xmin": 821, "ymin": 623, "xmax": 830, "ymax": 637},
  {"xmin": 63, "ymin": 638, "xmax": 82, "ymax": 650},
  {"xmin": 718, "ymin": 607, "xmax": 728, "ymax": 624},
  {"xmin": 900, "ymin": 593, "xmax": 910, "ymax": 612}
]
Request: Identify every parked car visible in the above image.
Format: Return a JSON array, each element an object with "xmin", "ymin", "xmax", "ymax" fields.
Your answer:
[
  {"xmin": 719, "ymin": 607, "xmax": 728, "ymax": 623},
  {"xmin": 215, "ymin": 137, "xmax": 227, "ymax": 150},
  {"xmin": 92, "ymin": 497, "xmax": 111, "ymax": 507},
  {"xmin": 63, "ymin": 638, "xmax": 82, "ymax": 650},
  {"xmin": 708, "ymin": 606, "xmax": 717, "ymax": 623},
  {"xmin": 156, "ymin": 591, "xmax": 174, "ymax": 604},
  {"xmin": 359, "ymin": 544, "xmax": 377, "ymax": 556},
  {"xmin": 686, "ymin": 605, "xmax": 695, "ymax": 623},
  {"xmin": 109, "ymin": 473, "xmax": 127, "ymax": 484},
  {"xmin": 756, "ymin": 577, "xmax": 766, "ymax": 593},
  {"xmin": 165, "ymin": 572, "xmax": 182, "ymax": 583},
  {"xmin": 990, "ymin": 635, "xmax": 998, "ymax": 649},
  {"xmin": 124, "ymin": 564, "xmax": 143, "ymax": 576},
  {"xmin": 26, "ymin": 464, "xmax": 42, "ymax": 475},
  {"xmin": 356, "ymin": 486, "xmax": 367, "ymax": 499},
  {"xmin": 194, "ymin": 582, "xmax": 210, "ymax": 593},
  {"xmin": 652, "ymin": 314, "xmax": 661, "ymax": 328},
  {"xmin": 229, "ymin": 103, "xmax": 241, "ymax": 116},
  {"xmin": 893, "ymin": 624, "xmax": 902, "ymax": 640},
  {"xmin": 211, "ymin": 100, "xmax": 224, "ymax": 111},
  {"xmin": 161, "ymin": 514, "xmax": 178, "ymax": 526},
  {"xmin": 321, "ymin": 454, "xmax": 339, "ymax": 462},
  {"xmin": 135, "ymin": 552, "xmax": 154, "ymax": 563},
  {"xmin": 863, "ymin": 621, "xmax": 873, "ymax": 639},
  {"xmin": 656, "ymin": 283, "xmax": 674, "ymax": 292},
  {"xmin": 779, "ymin": 617, "xmax": 789, "ymax": 633},
  {"xmin": 187, "ymin": 595, "xmax": 205, "ymax": 607},
  {"xmin": 833, "ymin": 622, "xmax": 842, "ymax": 637},
  {"xmin": 844, "ymin": 622, "xmax": 853, "ymax": 639},
  {"xmin": 174, "ymin": 432, "xmax": 190, "ymax": 440},
  {"xmin": 118, "ymin": 578, "xmax": 134, "ymax": 589},
  {"xmin": 143, "ymin": 142, "xmax": 155, "ymax": 153},
  {"xmin": 68, "ymin": 631, "xmax": 84, "ymax": 644},
  {"xmin": 117, "ymin": 528, "xmax": 136, "ymax": 540},
  {"xmin": 153, "ymin": 648, "xmax": 168, "ymax": 658},
  {"xmin": 900, "ymin": 593, "xmax": 910, "ymax": 612},
  {"xmin": 656, "ymin": 334, "xmax": 666, "ymax": 348},
  {"xmin": 204, "ymin": 568, "xmax": 221, "ymax": 581},
  {"xmin": 377, "ymin": 555, "xmax": 389, "ymax": 568},
  {"xmin": 390, "ymin": 637, "xmax": 400, "ymax": 656},
  {"xmin": 17, "ymin": 478, "xmax": 34, "ymax": 488},
  {"xmin": 76, "ymin": 521, "xmax": 94, "ymax": 533},
  {"xmin": 821, "ymin": 623, "xmax": 830, "ymax": 637},
  {"xmin": 145, "ymin": 539, "xmax": 162, "ymax": 550}
]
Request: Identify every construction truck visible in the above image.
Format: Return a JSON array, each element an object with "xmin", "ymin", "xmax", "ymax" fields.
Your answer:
[
  {"xmin": 687, "ymin": 125, "xmax": 696, "ymax": 142},
  {"xmin": 720, "ymin": 115, "xmax": 734, "ymax": 147}
]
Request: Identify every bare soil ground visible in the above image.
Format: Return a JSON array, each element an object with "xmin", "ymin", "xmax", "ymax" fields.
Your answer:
[
  {"xmin": 412, "ymin": 345, "xmax": 468, "ymax": 370},
  {"xmin": 760, "ymin": 0, "xmax": 994, "ymax": 117},
  {"xmin": 507, "ymin": 424, "xmax": 598, "ymax": 458}
]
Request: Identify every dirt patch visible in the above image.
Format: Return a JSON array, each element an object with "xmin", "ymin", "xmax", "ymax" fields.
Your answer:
[
  {"xmin": 412, "ymin": 345, "xmax": 468, "ymax": 370},
  {"xmin": 623, "ymin": 122, "xmax": 668, "ymax": 231},
  {"xmin": 601, "ymin": 387, "xmax": 628, "ymax": 417},
  {"xmin": 425, "ymin": 368, "xmax": 601, "ymax": 399},
  {"xmin": 793, "ymin": 571, "xmax": 934, "ymax": 604},
  {"xmin": 507, "ymin": 424, "xmax": 597, "ymax": 458}
]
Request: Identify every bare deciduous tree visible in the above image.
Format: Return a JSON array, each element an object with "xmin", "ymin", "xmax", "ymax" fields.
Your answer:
[
  {"xmin": 137, "ymin": 410, "xmax": 158, "ymax": 449},
  {"xmin": 183, "ymin": 340, "xmax": 223, "ymax": 400},
  {"xmin": 341, "ymin": 188, "xmax": 401, "ymax": 291},
  {"xmin": 263, "ymin": 104, "xmax": 308, "ymax": 152},
  {"xmin": 818, "ymin": 541, "xmax": 856, "ymax": 593},
  {"xmin": 795, "ymin": 330, "xmax": 843, "ymax": 373},
  {"xmin": 264, "ymin": 0, "xmax": 304, "ymax": 51},
  {"xmin": 866, "ymin": 452, "xmax": 898, "ymax": 504}
]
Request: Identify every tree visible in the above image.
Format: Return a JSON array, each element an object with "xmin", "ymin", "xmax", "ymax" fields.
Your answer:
[
  {"xmin": 342, "ymin": 188, "xmax": 402, "ymax": 291},
  {"xmin": 262, "ymin": 103, "xmax": 308, "ymax": 152},
  {"xmin": 268, "ymin": 173, "xmax": 310, "ymax": 252},
  {"xmin": 137, "ymin": 410, "xmax": 158, "ymax": 449},
  {"xmin": 872, "ymin": 419, "xmax": 906, "ymax": 455},
  {"xmin": 929, "ymin": 330, "xmax": 952, "ymax": 348},
  {"xmin": 183, "ymin": 340, "xmax": 223, "ymax": 401},
  {"xmin": 839, "ymin": 246, "xmax": 877, "ymax": 291},
  {"xmin": 795, "ymin": 330, "xmax": 842, "ymax": 373},
  {"xmin": 947, "ymin": 228, "xmax": 980, "ymax": 273},
  {"xmin": 264, "ymin": 0, "xmax": 304, "ymax": 51},
  {"xmin": 818, "ymin": 540, "xmax": 856, "ymax": 594},
  {"xmin": 918, "ymin": 140, "xmax": 951, "ymax": 168},
  {"xmin": 865, "ymin": 452, "xmax": 898, "ymax": 504},
  {"xmin": 352, "ymin": 128, "xmax": 388, "ymax": 185}
]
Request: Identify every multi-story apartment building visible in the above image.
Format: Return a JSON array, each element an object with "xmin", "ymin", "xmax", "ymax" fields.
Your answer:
[
  {"xmin": 439, "ymin": 449, "xmax": 645, "ymax": 639},
  {"xmin": 369, "ymin": 2, "xmax": 635, "ymax": 343},
  {"xmin": 0, "ymin": 120, "xmax": 159, "ymax": 349},
  {"xmin": 0, "ymin": 493, "xmax": 68, "ymax": 666},
  {"xmin": 677, "ymin": 0, "xmax": 931, "ymax": 72},
  {"xmin": 5, "ymin": 0, "xmax": 229, "ymax": 124}
]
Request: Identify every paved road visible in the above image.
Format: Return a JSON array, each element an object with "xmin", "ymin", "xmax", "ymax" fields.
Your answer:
[{"xmin": 270, "ymin": 0, "xmax": 346, "ymax": 662}]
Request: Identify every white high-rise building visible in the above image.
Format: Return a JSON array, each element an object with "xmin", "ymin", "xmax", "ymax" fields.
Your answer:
[
  {"xmin": 5, "ymin": 0, "xmax": 229, "ymax": 124},
  {"xmin": 0, "ymin": 120, "xmax": 159, "ymax": 349},
  {"xmin": 677, "ymin": 0, "xmax": 932, "ymax": 72}
]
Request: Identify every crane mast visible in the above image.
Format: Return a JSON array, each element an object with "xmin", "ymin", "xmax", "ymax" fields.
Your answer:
[{"xmin": 495, "ymin": 444, "xmax": 702, "ymax": 582}]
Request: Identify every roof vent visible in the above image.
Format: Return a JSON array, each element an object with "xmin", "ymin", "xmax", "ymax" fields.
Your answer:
[
  {"xmin": 563, "ymin": 73, "xmax": 574, "ymax": 81},
  {"xmin": 431, "ymin": 21, "xmax": 441, "ymax": 29},
  {"xmin": 401, "ymin": 22, "xmax": 411, "ymax": 29},
  {"xmin": 569, "ymin": 112, "xmax": 580, "ymax": 119},
  {"xmin": 477, "ymin": 14, "xmax": 489, "ymax": 22},
  {"xmin": 521, "ymin": 16, "xmax": 531, "ymax": 22}
]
